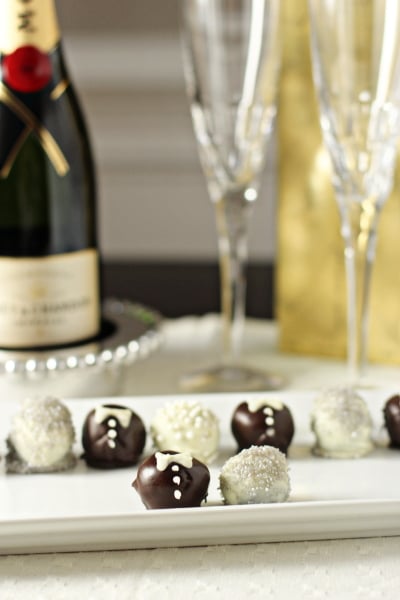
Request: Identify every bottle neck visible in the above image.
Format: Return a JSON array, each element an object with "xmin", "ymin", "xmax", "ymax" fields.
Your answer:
[{"xmin": 0, "ymin": 0, "xmax": 60, "ymax": 54}]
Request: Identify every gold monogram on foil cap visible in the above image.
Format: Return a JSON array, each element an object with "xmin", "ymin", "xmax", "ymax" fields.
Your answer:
[{"xmin": 0, "ymin": 0, "xmax": 60, "ymax": 54}]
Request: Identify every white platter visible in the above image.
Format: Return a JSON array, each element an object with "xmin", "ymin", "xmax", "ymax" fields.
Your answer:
[{"xmin": 0, "ymin": 390, "xmax": 400, "ymax": 555}]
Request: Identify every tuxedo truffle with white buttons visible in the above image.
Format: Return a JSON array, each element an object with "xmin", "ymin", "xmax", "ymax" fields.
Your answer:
[
  {"xmin": 132, "ymin": 450, "xmax": 210, "ymax": 509},
  {"xmin": 231, "ymin": 398, "xmax": 295, "ymax": 454},
  {"xmin": 82, "ymin": 403, "xmax": 146, "ymax": 469}
]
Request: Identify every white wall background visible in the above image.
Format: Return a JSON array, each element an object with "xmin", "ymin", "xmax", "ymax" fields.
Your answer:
[{"xmin": 62, "ymin": 33, "xmax": 277, "ymax": 262}]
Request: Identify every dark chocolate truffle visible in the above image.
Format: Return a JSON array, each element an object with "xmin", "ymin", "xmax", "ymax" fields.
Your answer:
[
  {"xmin": 82, "ymin": 403, "xmax": 146, "ymax": 469},
  {"xmin": 384, "ymin": 395, "xmax": 400, "ymax": 448},
  {"xmin": 132, "ymin": 450, "xmax": 210, "ymax": 509},
  {"xmin": 231, "ymin": 397, "xmax": 294, "ymax": 454}
]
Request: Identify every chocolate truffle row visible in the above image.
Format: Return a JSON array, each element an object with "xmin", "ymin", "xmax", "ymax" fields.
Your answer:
[{"xmin": 4, "ymin": 391, "xmax": 399, "ymax": 477}]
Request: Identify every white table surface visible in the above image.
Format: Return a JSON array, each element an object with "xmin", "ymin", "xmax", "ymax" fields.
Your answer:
[{"xmin": 1, "ymin": 315, "xmax": 400, "ymax": 600}]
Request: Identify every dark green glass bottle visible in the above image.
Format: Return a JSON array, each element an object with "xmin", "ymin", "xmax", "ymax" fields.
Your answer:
[{"xmin": 0, "ymin": 0, "xmax": 100, "ymax": 349}]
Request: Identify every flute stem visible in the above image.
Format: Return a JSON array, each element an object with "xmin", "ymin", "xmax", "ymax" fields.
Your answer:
[
  {"xmin": 339, "ymin": 197, "xmax": 381, "ymax": 385},
  {"xmin": 179, "ymin": 186, "xmax": 284, "ymax": 392},
  {"xmin": 214, "ymin": 188, "xmax": 253, "ymax": 365}
]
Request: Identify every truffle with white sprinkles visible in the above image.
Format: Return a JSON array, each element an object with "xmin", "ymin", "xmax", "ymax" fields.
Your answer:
[
  {"xmin": 6, "ymin": 396, "xmax": 76, "ymax": 473},
  {"xmin": 219, "ymin": 445, "xmax": 290, "ymax": 505},
  {"xmin": 310, "ymin": 387, "xmax": 373, "ymax": 458},
  {"xmin": 150, "ymin": 399, "xmax": 219, "ymax": 464}
]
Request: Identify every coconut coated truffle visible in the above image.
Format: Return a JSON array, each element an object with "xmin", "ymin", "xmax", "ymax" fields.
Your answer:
[{"xmin": 6, "ymin": 396, "xmax": 76, "ymax": 473}]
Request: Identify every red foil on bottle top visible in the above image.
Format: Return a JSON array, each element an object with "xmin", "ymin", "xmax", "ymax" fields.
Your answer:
[{"xmin": 2, "ymin": 45, "xmax": 52, "ymax": 93}]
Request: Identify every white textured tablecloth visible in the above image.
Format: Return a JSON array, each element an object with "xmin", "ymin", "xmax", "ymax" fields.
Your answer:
[{"xmin": 2, "ymin": 315, "xmax": 400, "ymax": 600}]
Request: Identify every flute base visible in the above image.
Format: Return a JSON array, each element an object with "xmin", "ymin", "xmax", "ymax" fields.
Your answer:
[{"xmin": 179, "ymin": 363, "xmax": 285, "ymax": 393}]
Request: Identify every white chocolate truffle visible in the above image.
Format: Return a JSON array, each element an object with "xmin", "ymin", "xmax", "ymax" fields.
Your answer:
[
  {"xmin": 311, "ymin": 388, "xmax": 373, "ymax": 458},
  {"xmin": 7, "ymin": 396, "xmax": 76, "ymax": 473},
  {"xmin": 219, "ymin": 445, "xmax": 290, "ymax": 505},
  {"xmin": 150, "ymin": 399, "xmax": 219, "ymax": 464}
]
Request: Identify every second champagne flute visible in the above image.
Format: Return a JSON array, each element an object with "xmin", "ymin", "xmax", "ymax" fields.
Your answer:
[
  {"xmin": 180, "ymin": 0, "xmax": 282, "ymax": 392},
  {"xmin": 308, "ymin": 0, "xmax": 400, "ymax": 385}
]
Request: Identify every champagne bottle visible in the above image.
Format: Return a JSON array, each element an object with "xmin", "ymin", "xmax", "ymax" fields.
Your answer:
[
  {"xmin": 276, "ymin": 0, "xmax": 400, "ymax": 365},
  {"xmin": 0, "ymin": 0, "xmax": 100, "ymax": 349}
]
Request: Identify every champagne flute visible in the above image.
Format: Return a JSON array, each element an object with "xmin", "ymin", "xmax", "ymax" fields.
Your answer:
[
  {"xmin": 308, "ymin": 0, "xmax": 400, "ymax": 384},
  {"xmin": 180, "ymin": 0, "xmax": 282, "ymax": 392}
]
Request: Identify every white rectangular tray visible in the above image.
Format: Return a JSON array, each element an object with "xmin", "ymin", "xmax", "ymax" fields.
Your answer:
[{"xmin": 0, "ymin": 390, "xmax": 400, "ymax": 555}]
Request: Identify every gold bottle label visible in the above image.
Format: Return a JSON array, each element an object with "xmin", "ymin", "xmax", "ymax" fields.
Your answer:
[
  {"xmin": 0, "ymin": 249, "xmax": 100, "ymax": 348},
  {"xmin": 277, "ymin": 0, "xmax": 400, "ymax": 365},
  {"xmin": 0, "ymin": 0, "xmax": 60, "ymax": 54}
]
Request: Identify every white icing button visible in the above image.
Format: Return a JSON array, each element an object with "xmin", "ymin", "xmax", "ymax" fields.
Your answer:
[
  {"xmin": 174, "ymin": 490, "xmax": 182, "ymax": 500},
  {"xmin": 266, "ymin": 428, "xmax": 276, "ymax": 436},
  {"xmin": 107, "ymin": 439, "xmax": 116, "ymax": 449},
  {"xmin": 108, "ymin": 419, "xmax": 117, "ymax": 428},
  {"xmin": 265, "ymin": 417, "xmax": 275, "ymax": 426},
  {"xmin": 107, "ymin": 429, "xmax": 117, "ymax": 439},
  {"xmin": 171, "ymin": 465, "xmax": 180, "ymax": 472},
  {"xmin": 172, "ymin": 476, "xmax": 181, "ymax": 485}
]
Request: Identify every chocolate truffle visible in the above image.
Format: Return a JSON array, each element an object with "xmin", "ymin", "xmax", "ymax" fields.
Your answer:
[
  {"xmin": 219, "ymin": 445, "xmax": 290, "ymax": 505},
  {"xmin": 231, "ymin": 397, "xmax": 294, "ymax": 454},
  {"xmin": 383, "ymin": 395, "xmax": 400, "ymax": 448},
  {"xmin": 150, "ymin": 399, "xmax": 219, "ymax": 464},
  {"xmin": 6, "ymin": 396, "xmax": 76, "ymax": 474},
  {"xmin": 132, "ymin": 450, "xmax": 210, "ymax": 509},
  {"xmin": 82, "ymin": 403, "xmax": 146, "ymax": 469},
  {"xmin": 311, "ymin": 388, "xmax": 373, "ymax": 458}
]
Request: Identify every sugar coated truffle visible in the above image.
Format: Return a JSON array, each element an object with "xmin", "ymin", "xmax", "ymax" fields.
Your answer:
[
  {"xmin": 150, "ymin": 399, "xmax": 219, "ymax": 464},
  {"xmin": 311, "ymin": 388, "xmax": 373, "ymax": 458},
  {"xmin": 231, "ymin": 397, "xmax": 294, "ymax": 454},
  {"xmin": 6, "ymin": 396, "xmax": 76, "ymax": 473},
  {"xmin": 383, "ymin": 395, "xmax": 400, "ymax": 448},
  {"xmin": 82, "ymin": 403, "xmax": 146, "ymax": 469},
  {"xmin": 132, "ymin": 450, "xmax": 210, "ymax": 509},
  {"xmin": 219, "ymin": 445, "xmax": 290, "ymax": 505}
]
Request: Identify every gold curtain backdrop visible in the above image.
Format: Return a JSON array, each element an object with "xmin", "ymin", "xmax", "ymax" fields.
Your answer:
[{"xmin": 276, "ymin": 0, "xmax": 400, "ymax": 365}]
